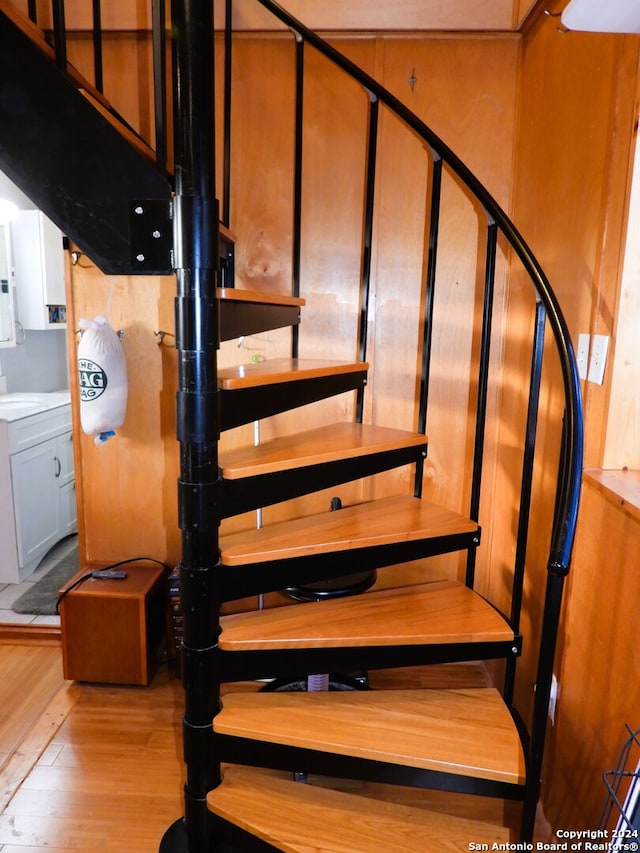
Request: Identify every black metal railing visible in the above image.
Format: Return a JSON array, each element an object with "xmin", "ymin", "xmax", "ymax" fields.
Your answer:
[{"xmin": 220, "ymin": 0, "xmax": 584, "ymax": 839}]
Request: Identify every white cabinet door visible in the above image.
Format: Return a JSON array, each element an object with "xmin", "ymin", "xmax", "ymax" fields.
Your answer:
[
  {"xmin": 59, "ymin": 479, "xmax": 78, "ymax": 537},
  {"xmin": 56, "ymin": 430, "xmax": 77, "ymax": 535},
  {"xmin": 12, "ymin": 210, "xmax": 67, "ymax": 329},
  {"xmin": 55, "ymin": 430, "xmax": 75, "ymax": 486},
  {"xmin": 10, "ymin": 437, "xmax": 60, "ymax": 568}
]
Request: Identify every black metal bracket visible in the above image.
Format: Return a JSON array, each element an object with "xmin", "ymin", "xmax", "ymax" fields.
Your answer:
[{"xmin": 129, "ymin": 198, "xmax": 173, "ymax": 273}]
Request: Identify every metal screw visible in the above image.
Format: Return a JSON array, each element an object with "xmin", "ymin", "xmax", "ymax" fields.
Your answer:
[
  {"xmin": 152, "ymin": 230, "xmax": 161, "ymax": 239},
  {"xmin": 512, "ymin": 646, "xmax": 519, "ymax": 654},
  {"xmin": 136, "ymin": 253, "xmax": 145, "ymax": 262},
  {"xmin": 134, "ymin": 206, "xmax": 144, "ymax": 215}
]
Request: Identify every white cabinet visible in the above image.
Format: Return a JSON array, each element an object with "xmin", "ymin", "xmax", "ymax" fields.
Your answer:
[
  {"xmin": 11, "ymin": 210, "xmax": 67, "ymax": 330},
  {"xmin": 0, "ymin": 221, "xmax": 17, "ymax": 348},
  {"xmin": 0, "ymin": 400, "xmax": 76, "ymax": 583}
]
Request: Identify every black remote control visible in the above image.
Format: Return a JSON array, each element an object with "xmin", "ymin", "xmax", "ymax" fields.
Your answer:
[{"xmin": 91, "ymin": 570, "xmax": 128, "ymax": 580}]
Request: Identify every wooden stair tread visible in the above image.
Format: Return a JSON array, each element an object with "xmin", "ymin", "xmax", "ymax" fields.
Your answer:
[
  {"xmin": 217, "ymin": 286, "xmax": 305, "ymax": 308},
  {"xmin": 215, "ymin": 688, "xmax": 525, "ymax": 784},
  {"xmin": 219, "ymin": 580, "xmax": 513, "ymax": 649},
  {"xmin": 219, "ymin": 223, "xmax": 236, "ymax": 244},
  {"xmin": 220, "ymin": 422, "xmax": 426, "ymax": 480},
  {"xmin": 220, "ymin": 494, "xmax": 478, "ymax": 566},
  {"xmin": 217, "ymin": 357, "xmax": 368, "ymax": 391},
  {"xmin": 207, "ymin": 766, "xmax": 512, "ymax": 852}
]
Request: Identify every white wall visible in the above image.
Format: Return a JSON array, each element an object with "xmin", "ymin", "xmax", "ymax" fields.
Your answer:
[
  {"xmin": 0, "ymin": 170, "xmax": 69, "ymax": 393},
  {"xmin": 0, "ymin": 329, "xmax": 69, "ymax": 392}
]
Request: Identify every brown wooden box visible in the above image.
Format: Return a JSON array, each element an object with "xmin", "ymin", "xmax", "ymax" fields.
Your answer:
[{"xmin": 59, "ymin": 562, "xmax": 167, "ymax": 685}]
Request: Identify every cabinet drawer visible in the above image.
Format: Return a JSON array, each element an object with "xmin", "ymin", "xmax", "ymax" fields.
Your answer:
[{"xmin": 8, "ymin": 405, "xmax": 72, "ymax": 454}]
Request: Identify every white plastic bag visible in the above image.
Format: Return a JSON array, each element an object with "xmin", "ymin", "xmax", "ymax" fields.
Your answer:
[{"xmin": 77, "ymin": 315, "xmax": 127, "ymax": 446}]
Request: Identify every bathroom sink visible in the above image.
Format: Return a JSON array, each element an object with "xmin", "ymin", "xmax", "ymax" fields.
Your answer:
[
  {"xmin": 1, "ymin": 393, "xmax": 52, "ymax": 404},
  {"xmin": 0, "ymin": 391, "xmax": 71, "ymax": 421},
  {"xmin": 0, "ymin": 399, "xmax": 48, "ymax": 419}
]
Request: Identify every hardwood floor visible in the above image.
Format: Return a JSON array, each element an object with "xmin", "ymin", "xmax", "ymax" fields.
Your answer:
[
  {"xmin": 0, "ymin": 641, "xmax": 550, "ymax": 852},
  {"xmin": 0, "ymin": 640, "xmax": 184, "ymax": 853}
]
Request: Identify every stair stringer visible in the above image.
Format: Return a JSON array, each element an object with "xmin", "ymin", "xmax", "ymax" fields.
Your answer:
[{"xmin": 0, "ymin": 7, "xmax": 172, "ymax": 275}]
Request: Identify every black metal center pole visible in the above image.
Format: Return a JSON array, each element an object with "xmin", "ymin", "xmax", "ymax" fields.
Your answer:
[{"xmin": 172, "ymin": 0, "xmax": 221, "ymax": 850}]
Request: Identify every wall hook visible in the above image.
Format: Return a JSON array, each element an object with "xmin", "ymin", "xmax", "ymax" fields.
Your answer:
[
  {"xmin": 70, "ymin": 250, "xmax": 92, "ymax": 267},
  {"xmin": 75, "ymin": 328, "xmax": 124, "ymax": 340},
  {"xmin": 544, "ymin": 9, "xmax": 570, "ymax": 31},
  {"xmin": 155, "ymin": 329, "xmax": 174, "ymax": 346}
]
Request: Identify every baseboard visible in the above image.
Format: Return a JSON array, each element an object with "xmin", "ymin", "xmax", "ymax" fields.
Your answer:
[{"xmin": 0, "ymin": 623, "xmax": 61, "ymax": 644}]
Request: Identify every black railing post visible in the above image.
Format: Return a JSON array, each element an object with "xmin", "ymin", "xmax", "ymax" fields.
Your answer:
[
  {"xmin": 503, "ymin": 300, "xmax": 546, "ymax": 705},
  {"xmin": 152, "ymin": 0, "xmax": 168, "ymax": 177},
  {"xmin": 465, "ymin": 218, "xmax": 497, "ymax": 587},
  {"xmin": 414, "ymin": 153, "xmax": 442, "ymax": 498},
  {"xmin": 355, "ymin": 91, "xmax": 379, "ymax": 423},
  {"xmin": 223, "ymin": 0, "xmax": 233, "ymax": 227},
  {"xmin": 291, "ymin": 31, "xmax": 304, "ymax": 359},
  {"xmin": 51, "ymin": 0, "xmax": 67, "ymax": 71},
  {"xmin": 521, "ymin": 571, "xmax": 566, "ymax": 839},
  {"xmin": 92, "ymin": 0, "xmax": 103, "ymax": 93},
  {"xmin": 170, "ymin": 0, "xmax": 221, "ymax": 850}
]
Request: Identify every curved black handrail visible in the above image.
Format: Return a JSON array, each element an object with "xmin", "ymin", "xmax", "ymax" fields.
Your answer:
[{"xmin": 252, "ymin": 0, "xmax": 583, "ymax": 577}]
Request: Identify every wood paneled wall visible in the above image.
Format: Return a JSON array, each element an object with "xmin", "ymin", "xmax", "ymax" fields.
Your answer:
[{"xmin": 513, "ymin": 6, "xmax": 640, "ymax": 832}]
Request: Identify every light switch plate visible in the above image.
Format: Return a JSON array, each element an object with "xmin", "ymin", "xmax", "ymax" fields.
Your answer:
[
  {"xmin": 576, "ymin": 334, "xmax": 589, "ymax": 380},
  {"xmin": 588, "ymin": 334, "xmax": 609, "ymax": 385}
]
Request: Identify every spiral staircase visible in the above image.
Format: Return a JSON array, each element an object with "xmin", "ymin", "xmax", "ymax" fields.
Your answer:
[{"xmin": 0, "ymin": 1, "xmax": 583, "ymax": 851}]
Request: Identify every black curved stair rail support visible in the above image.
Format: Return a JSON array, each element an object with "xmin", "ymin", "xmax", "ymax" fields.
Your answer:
[
  {"xmin": 504, "ymin": 300, "xmax": 547, "ymax": 707},
  {"xmin": 152, "ymin": 0, "xmax": 168, "ymax": 177},
  {"xmin": 355, "ymin": 92, "xmax": 379, "ymax": 423},
  {"xmin": 291, "ymin": 32, "xmax": 304, "ymax": 358},
  {"xmin": 414, "ymin": 154, "xmax": 443, "ymax": 499},
  {"xmin": 465, "ymin": 219, "xmax": 498, "ymax": 589},
  {"xmin": 92, "ymin": 0, "xmax": 103, "ymax": 93},
  {"xmin": 51, "ymin": 0, "xmax": 66, "ymax": 70},
  {"xmin": 222, "ymin": 0, "xmax": 233, "ymax": 228}
]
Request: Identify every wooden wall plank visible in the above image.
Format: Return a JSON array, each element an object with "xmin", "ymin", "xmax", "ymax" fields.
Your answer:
[
  {"xmin": 17, "ymin": 0, "xmax": 526, "ymax": 33},
  {"xmin": 544, "ymin": 479, "xmax": 640, "ymax": 830}
]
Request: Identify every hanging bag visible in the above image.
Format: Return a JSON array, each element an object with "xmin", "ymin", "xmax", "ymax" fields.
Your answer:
[{"xmin": 77, "ymin": 315, "xmax": 128, "ymax": 445}]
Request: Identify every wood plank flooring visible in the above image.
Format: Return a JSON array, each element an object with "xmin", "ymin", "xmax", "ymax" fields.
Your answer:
[
  {"xmin": 0, "ymin": 642, "xmax": 550, "ymax": 852},
  {"xmin": 0, "ymin": 641, "xmax": 184, "ymax": 853}
]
